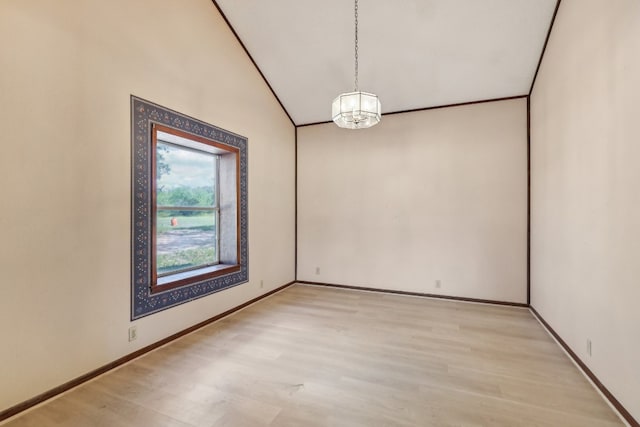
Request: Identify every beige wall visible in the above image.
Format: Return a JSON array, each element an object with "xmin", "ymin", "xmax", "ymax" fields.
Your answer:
[
  {"xmin": 298, "ymin": 98, "xmax": 528, "ymax": 303},
  {"xmin": 530, "ymin": 0, "xmax": 640, "ymax": 422},
  {"xmin": 0, "ymin": 0, "xmax": 295, "ymax": 412}
]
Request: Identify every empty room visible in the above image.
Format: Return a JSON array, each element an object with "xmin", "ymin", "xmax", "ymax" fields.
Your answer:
[{"xmin": 0, "ymin": 0, "xmax": 638, "ymax": 426}]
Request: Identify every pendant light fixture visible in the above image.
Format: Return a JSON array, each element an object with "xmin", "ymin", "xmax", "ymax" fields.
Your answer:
[{"xmin": 332, "ymin": 0, "xmax": 381, "ymax": 129}]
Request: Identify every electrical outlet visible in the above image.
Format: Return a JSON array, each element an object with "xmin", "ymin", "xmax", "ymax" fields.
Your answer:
[
  {"xmin": 435, "ymin": 280, "xmax": 441, "ymax": 289},
  {"xmin": 260, "ymin": 279, "xmax": 264, "ymax": 288},
  {"xmin": 128, "ymin": 326, "xmax": 137, "ymax": 342},
  {"xmin": 315, "ymin": 267, "xmax": 320, "ymax": 275},
  {"xmin": 587, "ymin": 339, "xmax": 592, "ymax": 356}
]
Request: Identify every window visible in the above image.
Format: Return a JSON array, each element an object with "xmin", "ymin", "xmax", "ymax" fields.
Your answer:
[
  {"xmin": 131, "ymin": 97, "xmax": 248, "ymax": 319},
  {"xmin": 155, "ymin": 136, "xmax": 220, "ymax": 277},
  {"xmin": 151, "ymin": 124, "xmax": 241, "ymax": 292}
]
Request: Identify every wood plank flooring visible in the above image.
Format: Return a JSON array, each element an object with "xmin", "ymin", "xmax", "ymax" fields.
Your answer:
[{"xmin": 1, "ymin": 284, "xmax": 624, "ymax": 426}]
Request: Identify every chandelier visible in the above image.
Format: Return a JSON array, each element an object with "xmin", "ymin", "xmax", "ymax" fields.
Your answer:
[{"xmin": 332, "ymin": 0, "xmax": 381, "ymax": 129}]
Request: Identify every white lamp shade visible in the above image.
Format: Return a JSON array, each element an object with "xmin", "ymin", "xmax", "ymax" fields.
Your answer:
[{"xmin": 332, "ymin": 91, "xmax": 381, "ymax": 129}]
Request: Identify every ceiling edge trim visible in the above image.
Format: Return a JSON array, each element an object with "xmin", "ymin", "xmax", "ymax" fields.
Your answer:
[
  {"xmin": 210, "ymin": 0, "xmax": 296, "ymax": 127},
  {"xmin": 529, "ymin": 0, "xmax": 563, "ymax": 95},
  {"xmin": 296, "ymin": 94, "xmax": 529, "ymax": 128}
]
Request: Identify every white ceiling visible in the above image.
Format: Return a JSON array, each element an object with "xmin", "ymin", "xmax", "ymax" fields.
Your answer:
[{"xmin": 215, "ymin": 0, "xmax": 558, "ymax": 126}]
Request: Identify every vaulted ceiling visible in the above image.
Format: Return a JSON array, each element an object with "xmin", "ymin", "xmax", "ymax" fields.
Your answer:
[{"xmin": 214, "ymin": 0, "xmax": 558, "ymax": 126}]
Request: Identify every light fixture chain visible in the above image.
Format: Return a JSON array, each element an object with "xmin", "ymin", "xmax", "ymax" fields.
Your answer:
[{"xmin": 354, "ymin": 0, "xmax": 359, "ymax": 92}]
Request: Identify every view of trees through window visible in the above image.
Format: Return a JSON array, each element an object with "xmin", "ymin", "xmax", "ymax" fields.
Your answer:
[{"xmin": 155, "ymin": 141, "xmax": 219, "ymax": 276}]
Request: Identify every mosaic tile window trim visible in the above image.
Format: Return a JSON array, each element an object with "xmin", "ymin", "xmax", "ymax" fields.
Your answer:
[{"xmin": 131, "ymin": 96, "xmax": 248, "ymax": 319}]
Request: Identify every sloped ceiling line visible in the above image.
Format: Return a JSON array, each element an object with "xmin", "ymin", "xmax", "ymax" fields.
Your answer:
[
  {"xmin": 210, "ymin": 0, "xmax": 296, "ymax": 127},
  {"xmin": 529, "ymin": 0, "xmax": 563, "ymax": 95}
]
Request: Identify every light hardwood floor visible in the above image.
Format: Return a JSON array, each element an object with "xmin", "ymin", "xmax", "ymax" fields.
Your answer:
[{"xmin": 2, "ymin": 284, "xmax": 624, "ymax": 427}]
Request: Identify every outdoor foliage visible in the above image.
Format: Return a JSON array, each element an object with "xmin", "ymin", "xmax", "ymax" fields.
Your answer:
[
  {"xmin": 156, "ymin": 144, "xmax": 171, "ymax": 180},
  {"xmin": 157, "ymin": 186, "xmax": 215, "ymax": 209},
  {"xmin": 157, "ymin": 246, "xmax": 216, "ymax": 274}
]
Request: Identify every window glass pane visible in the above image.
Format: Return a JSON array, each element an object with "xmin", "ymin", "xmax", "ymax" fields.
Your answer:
[
  {"xmin": 156, "ymin": 210, "xmax": 217, "ymax": 276},
  {"xmin": 156, "ymin": 141, "xmax": 216, "ymax": 207}
]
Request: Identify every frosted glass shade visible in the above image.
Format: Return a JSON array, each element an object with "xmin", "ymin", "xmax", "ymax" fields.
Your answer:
[{"xmin": 332, "ymin": 91, "xmax": 381, "ymax": 129}]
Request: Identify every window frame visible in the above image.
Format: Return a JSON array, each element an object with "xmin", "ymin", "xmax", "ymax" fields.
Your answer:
[
  {"xmin": 131, "ymin": 96, "xmax": 248, "ymax": 320},
  {"xmin": 150, "ymin": 123, "xmax": 241, "ymax": 294}
]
